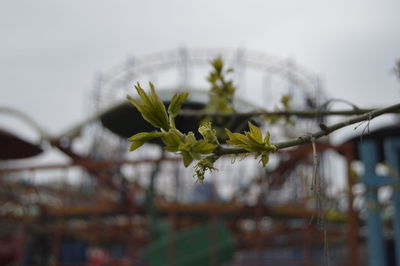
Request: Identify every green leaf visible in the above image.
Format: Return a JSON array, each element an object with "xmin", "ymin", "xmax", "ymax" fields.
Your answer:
[
  {"xmin": 134, "ymin": 83, "xmax": 152, "ymax": 108},
  {"xmin": 128, "ymin": 131, "xmax": 164, "ymax": 151},
  {"xmin": 127, "ymin": 94, "xmax": 160, "ymax": 127},
  {"xmin": 264, "ymin": 131, "xmax": 271, "ymax": 145},
  {"xmin": 225, "ymin": 129, "xmax": 253, "ymax": 150},
  {"xmin": 129, "ymin": 141, "xmax": 145, "ymax": 152},
  {"xmin": 127, "ymin": 83, "xmax": 170, "ymax": 131},
  {"xmin": 178, "ymin": 132, "xmax": 197, "ymax": 152},
  {"xmin": 198, "ymin": 121, "xmax": 218, "ymax": 144},
  {"xmin": 164, "ymin": 145, "xmax": 179, "ymax": 152},
  {"xmin": 148, "ymin": 83, "xmax": 170, "ymax": 130},
  {"xmin": 205, "ymin": 56, "xmax": 236, "ymax": 114},
  {"xmin": 192, "ymin": 140, "xmax": 217, "ymax": 154},
  {"xmin": 207, "ymin": 72, "xmax": 218, "ymax": 83},
  {"xmin": 260, "ymin": 152, "xmax": 270, "ymax": 167},
  {"xmin": 225, "ymin": 126, "xmax": 276, "ymax": 162},
  {"xmin": 211, "ymin": 57, "xmax": 223, "ymax": 74},
  {"xmin": 161, "ymin": 128, "xmax": 184, "ymax": 152},
  {"xmin": 161, "ymin": 129, "xmax": 183, "ymax": 146},
  {"xmin": 248, "ymin": 121, "xmax": 263, "ymax": 143},
  {"xmin": 181, "ymin": 151, "xmax": 194, "ymax": 167},
  {"xmin": 168, "ymin": 92, "xmax": 189, "ymax": 118},
  {"xmin": 244, "ymin": 131, "xmax": 265, "ymax": 150}
]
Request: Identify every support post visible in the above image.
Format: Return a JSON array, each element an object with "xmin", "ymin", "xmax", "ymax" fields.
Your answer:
[
  {"xmin": 384, "ymin": 138, "xmax": 400, "ymax": 266},
  {"xmin": 359, "ymin": 141, "xmax": 387, "ymax": 266},
  {"xmin": 342, "ymin": 143, "xmax": 359, "ymax": 266}
]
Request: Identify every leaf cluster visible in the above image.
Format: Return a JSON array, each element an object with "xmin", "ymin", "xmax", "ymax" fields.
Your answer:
[
  {"xmin": 206, "ymin": 57, "xmax": 236, "ymax": 113},
  {"xmin": 127, "ymin": 83, "xmax": 218, "ymax": 182},
  {"xmin": 126, "ymin": 58, "xmax": 280, "ymax": 182},
  {"xmin": 127, "ymin": 82, "xmax": 170, "ymax": 131},
  {"xmin": 193, "ymin": 155, "xmax": 218, "ymax": 184},
  {"xmin": 225, "ymin": 121, "xmax": 276, "ymax": 166}
]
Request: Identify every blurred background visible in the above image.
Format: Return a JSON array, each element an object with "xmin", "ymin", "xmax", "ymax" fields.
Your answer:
[{"xmin": 1, "ymin": 1, "xmax": 400, "ymax": 265}]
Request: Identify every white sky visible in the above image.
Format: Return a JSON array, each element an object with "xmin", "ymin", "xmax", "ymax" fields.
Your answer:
[{"xmin": 0, "ymin": 0, "xmax": 399, "ymax": 140}]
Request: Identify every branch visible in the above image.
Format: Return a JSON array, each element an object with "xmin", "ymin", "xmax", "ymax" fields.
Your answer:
[
  {"xmin": 179, "ymin": 108, "xmax": 398, "ymax": 119},
  {"xmin": 215, "ymin": 102, "xmax": 400, "ymax": 155}
]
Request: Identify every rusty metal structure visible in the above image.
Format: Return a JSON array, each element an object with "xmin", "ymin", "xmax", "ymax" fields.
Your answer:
[{"xmin": 1, "ymin": 48, "xmax": 398, "ymax": 266}]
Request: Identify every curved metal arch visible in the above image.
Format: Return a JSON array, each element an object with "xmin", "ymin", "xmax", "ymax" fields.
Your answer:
[
  {"xmin": 0, "ymin": 106, "xmax": 49, "ymax": 140},
  {"xmin": 93, "ymin": 48, "xmax": 324, "ymax": 112}
]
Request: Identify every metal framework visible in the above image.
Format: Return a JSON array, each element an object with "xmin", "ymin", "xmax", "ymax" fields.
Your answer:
[
  {"xmin": 1, "ymin": 48, "xmax": 376, "ymax": 266},
  {"xmin": 93, "ymin": 48, "xmax": 324, "ymax": 112}
]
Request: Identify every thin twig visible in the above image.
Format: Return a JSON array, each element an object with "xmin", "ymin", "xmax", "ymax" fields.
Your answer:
[
  {"xmin": 354, "ymin": 112, "xmax": 372, "ymax": 141},
  {"xmin": 309, "ymin": 137, "xmax": 319, "ymax": 225},
  {"xmin": 310, "ymin": 137, "xmax": 318, "ymax": 191},
  {"xmin": 324, "ymin": 224, "xmax": 331, "ymax": 266},
  {"xmin": 179, "ymin": 107, "xmax": 386, "ymax": 119},
  {"xmin": 310, "ymin": 138, "xmax": 330, "ymax": 266},
  {"xmin": 215, "ymin": 102, "xmax": 400, "ymax": 156},
  {"xmin": 320, "ymin": 98, "xmax": 360, "ymax": 111}
]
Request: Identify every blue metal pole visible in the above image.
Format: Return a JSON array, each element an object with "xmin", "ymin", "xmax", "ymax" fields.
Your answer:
[
  {"xmin": 359, "ymin": 141, "xmax": 387, "ymax": 266},
  {"xmin": 384, "ymin": 138, "xmax": 400, "ymax": 266}
]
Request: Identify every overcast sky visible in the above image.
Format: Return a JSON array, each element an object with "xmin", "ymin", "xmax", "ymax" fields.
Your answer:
[{"xmin": 1, "ymin": 0, "xmax": 399, "ymax": 140}]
